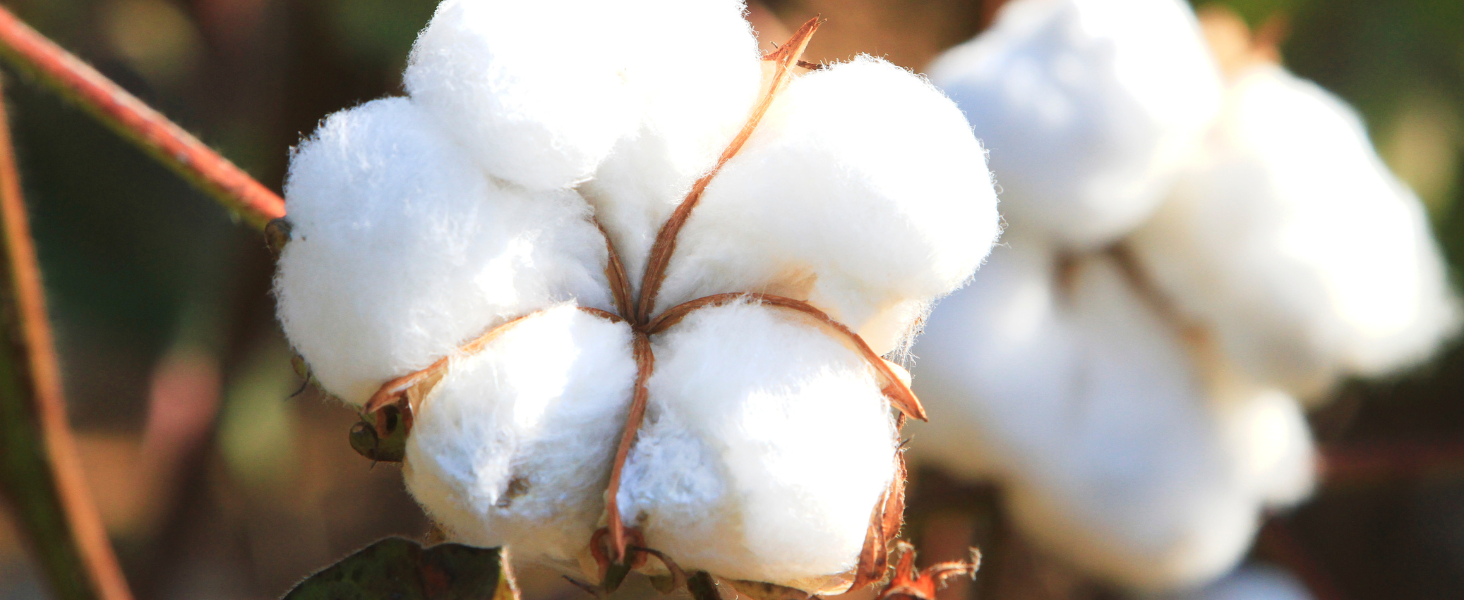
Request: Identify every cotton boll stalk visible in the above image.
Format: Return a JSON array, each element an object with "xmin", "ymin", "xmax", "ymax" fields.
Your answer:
[
  {"xmin": 275, "ymin": 97, "xmax": 613, "ymax": 404},
  {"xmin": 618, "ymin": 301, "xmax": 898, "ymax": 593},
  {"xmin": 405, "ymin": 0, "xmax": 643, "ymax": 190},
  {"xmin": 1128, "ymin": 65, "xmax": 1459, "ymax": 398},
  {"xmin": 657, "ymin": 56, "xmax": 1000, "ymax": 356},
  {"xmin": 582, "ymin": 0, "xmax": 764, "ymax": 287},
  {"xmin": 1160, "ymin": 565, "xmax": 1314, "ymax": 600},
  {"xmin": 929, "ymin": 0, "xmax": 1221, "ymax": 250},
  {"xmin": 403, "ymin": 306, "xmax": 637, "ymax": 570},
  {"xmin": 910, "ymin": 237, "xmax": 1314, "ymax": 590}
]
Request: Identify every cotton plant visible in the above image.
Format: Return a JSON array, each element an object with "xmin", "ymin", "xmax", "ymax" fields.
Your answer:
[
  {"xmin": 273, "ymin": 0, "xmax": 1000, "ymax": 596},
  {"xmin": 910, "ymin": 0, "xmax": 1457, "ymax": 593}
]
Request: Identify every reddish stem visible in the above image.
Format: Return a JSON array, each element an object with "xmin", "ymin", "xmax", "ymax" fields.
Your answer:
[
  {"xmin": 605, "ymin": 333, "xmax": 655, "ymax": 562},
  {"xmin": 0, "ymin": 5, "xmax": 284, "ymax": 230},
  {"xmin": 634, "ymin": 17, "xmax": 821, "ymax": 323},
  {"xmin": 1319, "ymin": 440, "xmax": 1464, "ymax": 483},
  {"xmin": 0, "ymin": 78, "xmax": 134, "ymax": 600}
]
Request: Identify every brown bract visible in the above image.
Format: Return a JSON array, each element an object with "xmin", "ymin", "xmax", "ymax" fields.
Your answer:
[
  {"xmin": 360, "ymin": 16, "xmax": 925, "ymax": 594},
  {"xmin": 874, "ymin": 542, "xmax": 981, "ymax": 600}
]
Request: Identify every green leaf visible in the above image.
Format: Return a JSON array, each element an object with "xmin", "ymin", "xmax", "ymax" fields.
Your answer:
[{"xmin": 282, "ymin": 537, "xmax": 517, "ymax": 600}]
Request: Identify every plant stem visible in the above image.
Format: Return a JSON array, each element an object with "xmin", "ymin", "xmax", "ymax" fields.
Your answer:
[
  {"xmin": 0, "ymin": 78, "xmax": 134, "ymax": 600},
  {"xmin": 0, "ymin": 5, "xmax": 284, "ymax": 230}
]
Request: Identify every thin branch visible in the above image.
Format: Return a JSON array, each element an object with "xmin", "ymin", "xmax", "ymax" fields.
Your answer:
[
  {"xmin": 1319, "ymin": 440, "xmax": 1464, "ymax": 484},
  {"xmin": 0, "ymin": 78, "xmax": 133, "ymax": 600},
  {"xmin": 0, "ymin": 5, "xmax": 284, "ymax": 230}
]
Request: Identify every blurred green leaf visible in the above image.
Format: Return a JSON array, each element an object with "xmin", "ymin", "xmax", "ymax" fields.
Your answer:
[{"xmin": 282, "ymin": 538, "xmax": 515, "ymax": 600}]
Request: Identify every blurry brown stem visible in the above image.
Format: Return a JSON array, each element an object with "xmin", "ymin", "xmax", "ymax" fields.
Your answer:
[
  {"xmin": 0, "ymin": 5, "xmax": 284, "ymax": 230},
  {"xmin": 1319, "ymin": 440, "xmax": 1464, "ymax": 484},
  {"xmin": 0, "ymin": 78, "xmax": 134, "ymax": 600}
]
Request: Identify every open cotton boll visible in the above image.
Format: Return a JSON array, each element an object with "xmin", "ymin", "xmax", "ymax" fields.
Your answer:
[
  {"xmin": 910, "ymin": 238, "xmax": 1311, "ymax": 590},
  {"xmin": 275, "ymin": 97, "xmax": 613, "ymax": 404},
  {"xmin": 1129, "ymin": 65, "xmax": 1459, "ymax": 398},
  {"xmin": 618, "ymin": 302, "xmax": 898, "ymax": 593},
  {"xmin": 656, "ymin": 56, "xmax": 1000, "ymax": 355},
  {"xmin": 403, "ymin": 306, "xmax": 637, "ymax": 569},
  {"xmin": 581, "ymin": 0, "xmax": 764, "ymax": 289},
  {"xmin": 1161, "ymin": 565, "xmax": 1314, "ymax": 600},
  {"xmin": 405, "ymin": 0, "xmax": 643, "ymax": 190},
  {"xmin": 929, "ymin": 0, "xmax": 1221, "ymax": 249}
]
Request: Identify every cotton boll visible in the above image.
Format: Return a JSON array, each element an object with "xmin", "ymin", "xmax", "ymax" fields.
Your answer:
[
  {"xmin": 907, "ymin": 233, "xmax": 1072, "ymax": 478},
  {"xmin": 910, "ymin": 236, "xmax": 1308, "ymax": 590},
  {"xmin": 656, "ymin": 57, "xmax": 1000, "ymax": 355},
  {"xmin": 618, "ymin": 301, "xmax": 898, "ymax": 593},
  {"xmin": 1207, "ymin": 374, "xmax": 1315, "ymax": 508},
  {"xmin": 929, "ymin": 0, "xmax": 1221, "ymax": 249},
  {"xmin": 405, "ymin": 0, "xmax": 644, "ymax": 190},
  {"xmin": 276, "ymin": 97, "xmax": 613, "ymax": 404},
  {"xmin": 1129, "ymin": 65, "xmax": 1459, "ymax": 398},
  {"xmin": 1160, "ymin": 565, "xmax": 1314, "ymax": 600},
  {"xmin": 403, "ymin": 307, "xmax": 637, "ymax": 569},
  {"xmin": 582, "ymin": 0, "xmax": 764, "ymax": 288}
]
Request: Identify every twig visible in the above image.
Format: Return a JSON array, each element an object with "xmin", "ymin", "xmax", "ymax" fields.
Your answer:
[
  {"xmin": 0, "ymin": 77, "xmax": 133, "ymax": 600},
  {"xmin": 0, "ymin": 5, "xmax": 284, "ymax": 230},
  {"xmin": 1319, "ymin": 440, "xmax": 1464, "ymax": 484}
]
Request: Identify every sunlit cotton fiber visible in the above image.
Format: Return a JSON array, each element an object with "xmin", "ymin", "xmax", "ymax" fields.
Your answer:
[
  {"xmin": 404, "ymin": 307, "xmax": 637, "ymax": 571},
  {"xmin": 277, "ymin": 0, "xmax": 1001, "ymax": 588},
  {"xmin": 659, "ymin": 57, "xmax": 1000, "ymax": 355},
  {"xmin": 276, "ymin": 97, "xmax": 612, "ymax": 405},
  {"xmin": 620, "ymin": 302, "xmax": 898, "ymax": 592},
  {"xmin": 928, "ymin": 0, "xmax": 1221, "ymax": 249}
]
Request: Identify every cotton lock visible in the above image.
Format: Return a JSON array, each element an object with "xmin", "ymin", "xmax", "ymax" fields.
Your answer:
[{"xmin": 275, "ymin": 0, "xmax": 1000, "ymax": 591}]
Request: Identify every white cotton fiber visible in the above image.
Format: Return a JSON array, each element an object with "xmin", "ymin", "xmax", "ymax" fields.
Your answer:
[
  {"xmin": 928, "ymin": 0, "xmax": 1221, "ymax": 249},
  {"xmin": 655, "ymin": 57, "xmax": 1000, "ymax": 355},
  {"xmin": 275, "ymin": 97, "xmax": 613, "ymax": 404},
  {"xmin": 403, "ymin": 307, "xmax": 637, "ymax": 569},
  {"xmin": 581, "ymin": 0, "xmax": 764, "ymax": 290},
  {"xmin": 1161, "ymin": 565, "xmax": 1314, "ymax": 600},
  {"xmin": 405, "ymin": 0, "xmax": 643, "ymax": 190},
  {"xmin": 1129, "ymin": 65, "xmax": 1459, "ymax": 398},
  {"xmin": 909, "ymin": 234, "xmax": 1315, "ymax": 591},
  {"xmin": 618, "ymin": 302, "xmax": 898, "ymax": 593}
]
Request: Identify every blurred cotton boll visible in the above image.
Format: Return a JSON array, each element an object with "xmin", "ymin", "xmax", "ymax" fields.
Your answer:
[
  {"xmin": 1159, "ymin": 564, "xmax": 1315, "ymax": 600},
  {"xmin": 910, "ymin": 238, "xmax": 1315, "ymax": 590},
  {"xmin": 928, "ymin": 0, "xmax": 1221, "ymax": 250},
  {"xmin": 910, "ymin": 1, "xmax": 1455, "ymax": 592},
  {"xmin": 1129, "ymin": 64, "xmax": 1460, "ymax": 398}
]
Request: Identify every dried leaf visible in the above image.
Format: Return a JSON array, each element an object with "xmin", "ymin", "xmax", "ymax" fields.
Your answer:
[{"xmin": 282, "ymin": 537, "xmax": 518, "ymax": 600}]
